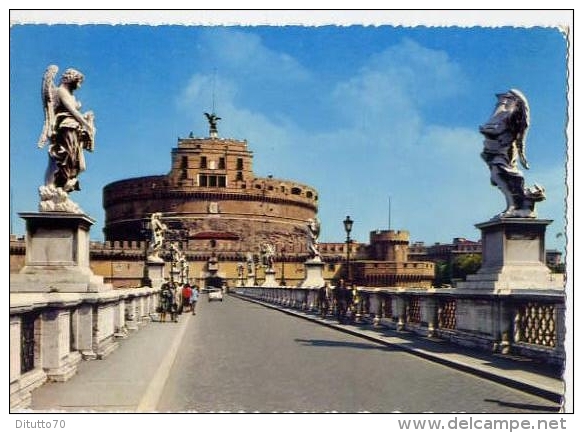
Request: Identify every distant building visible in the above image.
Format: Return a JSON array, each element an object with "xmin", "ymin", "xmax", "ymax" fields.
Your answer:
[
  {"xmin": 346, "ymin": 230, "xmax": 434, "ymax": 288},
  {"xmin": 408, "ymin": 237, "xmax": 482, "ymax": 263}
]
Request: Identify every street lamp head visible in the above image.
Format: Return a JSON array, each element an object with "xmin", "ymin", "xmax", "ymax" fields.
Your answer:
[{"xmin": 343, "ymin": 215, "xmax": 354, "ymax": 236}]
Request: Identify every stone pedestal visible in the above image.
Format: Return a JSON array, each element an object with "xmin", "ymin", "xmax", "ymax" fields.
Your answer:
[
  {"xmin": 456, "ymin": 218, "xmax": 563, "ymax": 292},
  {"xmin": 262, "ymin": 269, "xmax": 278, "ymax": 287},
  {"xmin": 76, "ymin": 304, "xmax": 97, "ymax": 359},
  {"xmin": 41, "ymin": 309, "xmax": 81, "ymax": 381},
  {"xmin": 93, "ymin": 303, "xmax": 119, "ymax": 358},
  {"xmin": 113, "ymin": 300, "xmax": 128, "ymax": 339},
  {"xmin": 246, "ymin": 275, "xmax": 256, "ymax": 287},
  {"xmin": 301, "ymin": 259, "xmax": 325, "ymax": 288},
  {"xmin": 11, "ymin": 212, "xmax": 111, "ymax": 293},
  {"xmin": 147, "ymin": 260, "xmax": 166, "ymax": 289}
]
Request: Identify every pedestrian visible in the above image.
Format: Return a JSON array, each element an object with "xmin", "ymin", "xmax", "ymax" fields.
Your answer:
[
  {"xmin": 170, "ymin": 283, "xmax": 179, "ymax": 322},
  {"xmin": 318, "ymin": 282, "xmax": 330, "ymax": 318},
  {"xmin": 181, "ymin": 283, "xmax": 193, "ymax": 313},
  {"xmin": 159, "ymin": 281, "xmax": 173, "ymax": 323},
  {"xmin": 190, "ymin": 285, "xmax": 199, "ymax": 315},
  {"xmin": 335, "ymin": 279, "xmax": 347, "ymax": 323}
]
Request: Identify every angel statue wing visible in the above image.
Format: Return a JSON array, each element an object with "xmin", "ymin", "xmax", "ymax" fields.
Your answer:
[
  {"xmin": 509, "ymin": 88, "xmax": 530, "ymax": 168},
  {"xmin": 37, "ymin": 65, "xmax": 59, "ymax": 148},
  {"xmin": 204, "ymin": 112, "xmax": 221, "ymax": 125}
]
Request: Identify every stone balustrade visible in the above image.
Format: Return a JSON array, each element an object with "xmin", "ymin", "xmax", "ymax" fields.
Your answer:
[
  {"xmin": 9, "ymin": 286, "xmax": 160, "ymax": 410},
  {"xmin": 235, "ymin": 285, "xmax": 565, "ymax": 367}
]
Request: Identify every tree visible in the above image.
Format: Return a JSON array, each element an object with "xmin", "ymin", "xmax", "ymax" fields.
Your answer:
[
  {"xmin": 452, "ymin": 254, "xmax": 482, "ymax": 281},
  {"xmin": 434, "ymin": 260, "xmax": 451, "ymax": 287}
]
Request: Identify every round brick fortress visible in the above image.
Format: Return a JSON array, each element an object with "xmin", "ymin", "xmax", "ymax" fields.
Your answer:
[{"xmin": 103, "ymin": 136, "xmax": 318, "ymax": 256}]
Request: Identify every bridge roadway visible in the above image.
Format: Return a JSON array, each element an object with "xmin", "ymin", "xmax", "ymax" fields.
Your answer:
[{"xmin": 29, "ymin": 293, "xmax": 563, "ymax": 413}]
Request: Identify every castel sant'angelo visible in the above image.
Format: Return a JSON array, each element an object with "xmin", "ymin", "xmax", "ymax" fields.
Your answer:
[
  {"xmin": 103, "ymin": 115, "xmax": 318, "ymax": 258},
  {"xmin": 98, "ymin": 115, "xmax": 324, "ymax": 286}
]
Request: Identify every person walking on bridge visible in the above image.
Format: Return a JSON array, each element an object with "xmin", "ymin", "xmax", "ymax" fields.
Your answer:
[
  {"xmin": 190, "ymin": 286, "xmax": 199, "ymax": 315},
  {"xmin": 181, "ymin": 284, "xmax": 193, "ymax": 313}
]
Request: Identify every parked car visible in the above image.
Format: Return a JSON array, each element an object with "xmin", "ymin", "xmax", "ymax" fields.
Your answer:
[{"xmin": 208, "ymin": 288, "xmax": 224, "ymax": 302}]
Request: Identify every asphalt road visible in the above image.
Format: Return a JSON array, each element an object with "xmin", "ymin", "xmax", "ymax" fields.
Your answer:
[{"xmin": 156, "ymin": 294, "xmax": 560, "ymax": 413}]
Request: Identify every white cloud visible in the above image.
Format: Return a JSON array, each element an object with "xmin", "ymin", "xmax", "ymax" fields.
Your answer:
[{"xmin": 197, "ymin": 28, "xmax": 310, "ymax": 83}]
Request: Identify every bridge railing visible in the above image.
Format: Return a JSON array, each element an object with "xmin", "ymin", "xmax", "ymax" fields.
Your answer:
[
  {"xmin": 9, "ymin": 286, "xmax": 160, "ymax": 410},
  {"xmin": 234, "ymin": 286, "xmax": 565, "ymax": 367}
]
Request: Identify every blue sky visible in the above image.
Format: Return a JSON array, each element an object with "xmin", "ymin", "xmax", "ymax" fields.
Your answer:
[{"xmin": 9, "ymin": 13, "xmax": 571, "ymax": 252}]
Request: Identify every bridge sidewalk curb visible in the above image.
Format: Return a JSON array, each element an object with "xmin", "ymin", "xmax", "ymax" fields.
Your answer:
[{"xmin": 231, "ymin": 293, "xmax": 564, "ymax": 405}]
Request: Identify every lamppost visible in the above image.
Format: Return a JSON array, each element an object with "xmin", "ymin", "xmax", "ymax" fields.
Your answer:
[
  {"xmin": 108, "ymin": 242, "xmax": 115, "ymax": 287},
  {"xmin": 280, "ymin": 245, "xmax": 286, "ymax": 286},
  {"xmin": 140, "ymin": 219, "xmax": 152, "ymax": 287},
  {"xmin": 343, "ymin": 215, "xmax": 354, "ymax": 284},
  {"xmin": 169, "ymin": 243, "xmax": 177, "ymax": 286}
]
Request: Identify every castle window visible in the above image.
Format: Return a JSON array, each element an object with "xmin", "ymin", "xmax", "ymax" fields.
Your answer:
[
  {"xmin": 200, "ymin": 174, "xmax": 226, "ymax": 188},
  {"xmin": 200, "ymin": 156, "xmax": 207, "ymax": 168},
  {"xmin": 306, "ymin": 191, "xmax": 313, "ymax": 198},
  {"xmin": 236, "ymin": 171, "xmax": 243, "ymax": 181},
  {"xmin": 291, "ymin": 187, "xmax": 301, "ymax": 195},
  {"xmin": 181, "ymin": 156, "xmax": 188, "ymax": 169},
  {"xmin": 219, "ymin": 157, "xmax": 226, "ymax": 169},
  {"xmin": 236, "ymin": 158, "xmax": 244, "ymax": 170},
  {"xmin": 180, "ymin": 169, "xmax": 187, "ymax": 180}
]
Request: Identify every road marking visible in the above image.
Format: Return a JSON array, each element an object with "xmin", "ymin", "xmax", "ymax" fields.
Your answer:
[{"xmin": 136, "ymin": 314, "xmax": 190, "ymax": 412}]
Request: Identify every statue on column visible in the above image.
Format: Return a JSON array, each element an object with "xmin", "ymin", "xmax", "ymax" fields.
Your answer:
[
  {"xmin": 479, "ymin": 89, "xmax": 545, "ymax": 218},
  {"xmin": 246, "ymin": 252, "xmax": 255, "ymax": 277},
  {"xmin": 37, "ymin": 65, "xmax": 96, "ymax": 213},
  {"xmin": 237, "ymin": 262, "xmax": 245, "ymax": 284},
  {"xmin": 307, "ymin": 217, "xmax": 322, "ymax": 261},
  {"xmin": 148, "ymin": 212, "xmax": 167, "ymax": 262},
  {"xmin": 261, "ymin": 242, "xmax": 276, "ymax": 270}
]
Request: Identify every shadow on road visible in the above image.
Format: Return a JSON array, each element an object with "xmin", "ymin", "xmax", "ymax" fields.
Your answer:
[
  {"xmin": 483, "ymin": 398, "xmax": 561, "ymax": 412},
  {"xmin": 294, "ymin": 338, "xmax": 397, "ymax": 352}
]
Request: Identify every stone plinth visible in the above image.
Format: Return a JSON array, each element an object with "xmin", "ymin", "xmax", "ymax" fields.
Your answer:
[
  {"xmin": 246, "ymin": 276, "xmax": 256, "ymax": 287},
  {"xmin": 301, "ymin": 259, "xmax": 325, "ymax": 288},
  {"xmin": 147, "ymin": 260, "xmax": 165, "ymax": 289},
  {"xmin": 11, "ymin": 212, "xmax": 110, "ymax": 293},
  {"xmin": 456, "ymin": 218, "xmax": 563, "ymax": 292},
  {"xmin": 261, "ymin": 269, "xmax": 278, "ymax": 287},
  {"xmin": 40, "ymin": 309, "xmax": 81, "ymax": 381}
]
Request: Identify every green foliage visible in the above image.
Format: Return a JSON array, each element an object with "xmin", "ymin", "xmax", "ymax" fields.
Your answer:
[
  {"xmin": 433, "ymin": 254, "xmax": 482, "ymax": 287},
  {"xmin": 452, "ymin": 254, "xmax": 482, "ymax": 280},
  {"xmin": 434, "ymin": 260, "xmax": 450, "ymax": 287}
]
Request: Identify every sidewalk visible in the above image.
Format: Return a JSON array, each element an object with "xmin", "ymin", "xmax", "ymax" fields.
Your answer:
[
  {"xmin": 232, "ymin": 294, "xmax": 565, "ymax": 405},
  {"xmin": 24, "ymin": 314, "xmax": 191, "ymax": 413}
]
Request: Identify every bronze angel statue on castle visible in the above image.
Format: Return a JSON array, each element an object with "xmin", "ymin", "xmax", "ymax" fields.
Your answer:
[{"xmin": 37, "ymin": 65, "xmax": 95, "ymax": 211}]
